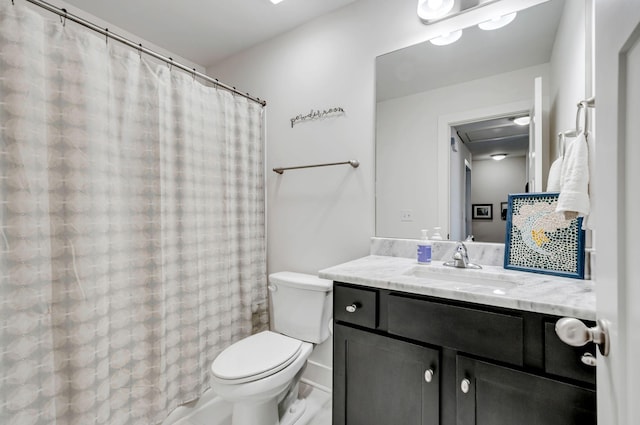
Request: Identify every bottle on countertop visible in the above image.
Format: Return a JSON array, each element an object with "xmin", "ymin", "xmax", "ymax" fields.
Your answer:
[
  {"xmin": 431, "ymin": 227, "xmax": 443, "ymax": 241},
  {"xmin": 417, "ymin": 229, "xmax": 432, "ymax": 265}
]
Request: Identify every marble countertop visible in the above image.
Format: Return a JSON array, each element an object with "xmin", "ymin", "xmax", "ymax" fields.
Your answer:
[{"xmin": 319, "ymin": 255, "xmax": 596, "ymax": 320}]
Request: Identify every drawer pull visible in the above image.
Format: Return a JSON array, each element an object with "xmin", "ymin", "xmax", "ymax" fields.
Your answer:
[
  {"xmin": 460, "ymin": 378, "xmax": 471, "ymax": 394},
  {"xmin": 424, "ymin": 369, "xmax": 434, "ymax": 383},
  {"xmin": 581, "ymin": 352, "xmax": 597, "ymax": 367},
  {"xmin": 345, "ymin": 303, "xmax": 359, "ymax": 313}
]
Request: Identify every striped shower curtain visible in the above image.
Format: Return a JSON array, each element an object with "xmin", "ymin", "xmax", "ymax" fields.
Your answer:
[{"xmin": 0, "ymin": 2, "xmax": 268, "ymax": 424}]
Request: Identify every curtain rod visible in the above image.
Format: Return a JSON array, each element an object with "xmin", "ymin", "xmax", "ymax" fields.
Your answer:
[{"xmin": 19, "ymin": 0, "xmax": 267, "ymax": 107}]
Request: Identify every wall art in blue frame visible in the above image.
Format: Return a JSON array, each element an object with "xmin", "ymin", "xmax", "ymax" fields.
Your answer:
[{"xmin": 504, "ymin": 192, "xmax": 585, "ymax": 279}]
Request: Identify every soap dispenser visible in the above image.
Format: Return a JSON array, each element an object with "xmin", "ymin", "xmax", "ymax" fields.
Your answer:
[{"xmin": 417, "ymin": 229, "xmax": 432, "ymax": 264}]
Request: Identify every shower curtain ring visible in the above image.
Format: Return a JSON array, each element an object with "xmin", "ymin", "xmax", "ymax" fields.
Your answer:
[
  {"xmin": 192, "ymin": 68, "xmax": 197, "ymax": 81},
  {"xmin": 105, "ymin": 28, "xmax": 108, "ymax": 45},
  {"xmin": 60, "ymin": 8, "xmax": 67, "ymax": 27},
  {"xmin": 168, "ymin": 58, "xmax": 173, "ymax": 71},
  {"xmin": 138, "ymin": 43, "xmax": 142, "ymax": 59}
]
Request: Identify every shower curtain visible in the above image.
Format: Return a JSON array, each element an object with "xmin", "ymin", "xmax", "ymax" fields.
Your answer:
[{"xmin": 0, "ymin": 2, "xmax": 268, "ymax": 424}]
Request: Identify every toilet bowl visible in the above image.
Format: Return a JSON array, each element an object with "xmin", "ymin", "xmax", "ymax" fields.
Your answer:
[
  {"xmin": 210, "ymin": 331, "xmax": 313, "ymax": 425},
  {"xmin": 210, "ymin": 272, "xmax": 332, "ymax": 425}
]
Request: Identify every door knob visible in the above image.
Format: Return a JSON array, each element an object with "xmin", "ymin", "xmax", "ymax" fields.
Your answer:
[{"xmin": 555, "ymin": 318, "xmax": 610, "ymax": 356}]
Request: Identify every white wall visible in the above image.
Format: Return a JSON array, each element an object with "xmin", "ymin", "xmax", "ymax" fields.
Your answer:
[
  {"xmin": 549, "ymin": 0, "xmax": 589, "ymax": 159},
  {"xmin": 209, "ymin": 0, "xmax": 447, "ymax": 276},
  {"xmin": 376, "ymin": 63, "xmax": 550, "ymax": 239},
  {"xmin": 548, "ymin": 0, "xmax": 593, "ymax": 247},
  {"xmin": 471, "ymin": 156, "xmax": 527, "ymax": 243}
]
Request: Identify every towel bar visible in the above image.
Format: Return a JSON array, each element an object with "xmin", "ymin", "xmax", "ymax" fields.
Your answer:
[{"xmin": 273, "ymin": 160, "xmax": 359, "ymax": 174}]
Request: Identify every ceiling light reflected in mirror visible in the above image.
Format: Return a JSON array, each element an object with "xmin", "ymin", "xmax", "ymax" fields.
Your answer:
[
  {"xmin": 430, "ymin": 30, "xmax": 463, "ymax": 46},
  {"xmin": 478, "ymin": 12, "xmax": 518, "ymax": 30},
  {"xmin": 513, "ymin": 116, "xmax": 531, "ymax": 125}
]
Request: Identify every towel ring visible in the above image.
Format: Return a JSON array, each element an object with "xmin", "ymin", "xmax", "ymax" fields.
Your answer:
[{"xmin": 575, "ymin": 97, "xmax": 596, "ymax": 136}]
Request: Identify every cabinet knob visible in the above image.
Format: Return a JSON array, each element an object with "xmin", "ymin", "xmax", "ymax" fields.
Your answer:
[
  {"xmin": 460, "ymin": 378, "xmax": 471, "ymax": 394},
  {"xmin": 424, "ymin": 369, "xmax": 434, "ymax": 383},
  {"xmin": 345, "ymin": 303, "xmax": 359, "ymax": 313}
]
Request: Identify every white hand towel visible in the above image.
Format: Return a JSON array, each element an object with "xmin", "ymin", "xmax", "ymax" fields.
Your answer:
[
  {"xmin": 546, "ymin": 156, "xmax": 563, "ymax": 192},
  {"xmin": 556, "ymin": 132, "xmax": 590, "ymax": 221}
]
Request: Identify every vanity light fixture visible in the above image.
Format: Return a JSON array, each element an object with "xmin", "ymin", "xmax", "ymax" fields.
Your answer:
[
  {"xmin": 478, "ymin": 12, "xmax": 517, "ymax": 30},
  {"xmin": 513, "ymin": 116, "xmax": 531, "ymax": 126},
  {"xmin": 269, "ymin": 0, "xmax": 285, "ymax": 4},
  {"xmin": 417, "ymin": 0, "xmax": 455, "ymax": 20},
  {"xmin": 491, "ymin": 153, "xmax": 508, "ymax": 161},
  {"xmin": 429, "ymin": 30, "xmax": 463, "ymax": 46}
]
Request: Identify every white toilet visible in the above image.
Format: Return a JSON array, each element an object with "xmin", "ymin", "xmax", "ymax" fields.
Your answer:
[{"xmin": 210, "ymin": 272, "xmax": 333, "ymax": 425}]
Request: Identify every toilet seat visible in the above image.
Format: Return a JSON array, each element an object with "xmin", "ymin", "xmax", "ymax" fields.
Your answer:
[{"xmin": 211, "ymin": 331, "xmax": 303, "ymax": 384}]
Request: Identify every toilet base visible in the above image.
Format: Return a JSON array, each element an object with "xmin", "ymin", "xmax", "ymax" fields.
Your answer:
[
  {"xmin": 279, "ymin": 398, "xmax": 306, "ymax": 425},
  {"xmin": 230, "ymin": 397, "xmax": 307, "ymax": 425},
  {"xmin": 231, "ymin": 398, "xmax": 278, "ymax": 425}
]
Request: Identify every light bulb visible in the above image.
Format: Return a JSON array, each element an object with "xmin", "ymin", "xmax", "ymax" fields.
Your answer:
[{"xmin": 417, "ymin": 0, "xmax": 455, "ymax": 20}]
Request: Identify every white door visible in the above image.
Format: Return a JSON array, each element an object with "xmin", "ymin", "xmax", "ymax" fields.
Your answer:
[
  {"xmin": 595, "ymin": 1, "xmax": 640, "ymax": 424},
  {"xmin": 528, "ymin": 76, "xmax": 543, "ymax": 191}
]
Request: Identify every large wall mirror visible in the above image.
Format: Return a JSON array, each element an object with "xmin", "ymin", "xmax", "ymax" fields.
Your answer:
[{"xmin": 375, "ymin": 0, "xmax": 591, "ymax": 243}]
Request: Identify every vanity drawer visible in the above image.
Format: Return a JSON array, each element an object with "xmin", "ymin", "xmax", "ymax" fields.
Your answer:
[
  {"xmin": 334, "ymin": 284, "xmax": 378, "ymax": 329},
  {"xmin": 544, "ymin": 322, "xmax": 596, "ymax": 385},
  {"xmin": 387, "ymin": 294, "xmax": 524, "ymax": 366}
]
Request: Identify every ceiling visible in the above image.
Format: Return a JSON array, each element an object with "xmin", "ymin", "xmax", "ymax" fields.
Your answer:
[
  {"xmin": 61, "ymin": 0, "xmax": 358, "ymax": 67},
  {"xmin": 454, "ymin": 116, "xmax": 530, "ymax": 161}
]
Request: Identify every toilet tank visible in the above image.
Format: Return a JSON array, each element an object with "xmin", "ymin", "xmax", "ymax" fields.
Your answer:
[{"xmin": 269, "ymin": 272, "xmax": 333, "ymax": 344}]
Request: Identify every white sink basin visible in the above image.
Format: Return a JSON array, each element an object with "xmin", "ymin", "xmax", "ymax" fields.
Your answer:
[{"xmin": 402, "ymin": 265, "xmax": 520, "ymax": 292}]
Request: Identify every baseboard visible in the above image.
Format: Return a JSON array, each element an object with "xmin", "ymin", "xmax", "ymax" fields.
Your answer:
[{"xmin": 301, "ymin": 360, "xmax": 332, "ymax": 393}]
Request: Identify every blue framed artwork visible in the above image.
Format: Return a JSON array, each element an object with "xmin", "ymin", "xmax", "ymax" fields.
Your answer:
[{"xmin": 504, "ymin": 193, "xmax": 586, "ymax": 279}]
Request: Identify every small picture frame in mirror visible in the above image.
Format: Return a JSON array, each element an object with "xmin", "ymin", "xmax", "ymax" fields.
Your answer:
[
  {"xmin": 472, "ymin": 204, "xmax": 493, "ymax": 220},
  {"xmin": 501, "ymin": 202, "xmax": 508, "ymax": 221}
]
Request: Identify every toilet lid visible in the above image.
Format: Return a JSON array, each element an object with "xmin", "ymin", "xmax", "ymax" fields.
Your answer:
[{"xmin": 211, "ymin": 331, "xmax": 302, "ymax": 383}]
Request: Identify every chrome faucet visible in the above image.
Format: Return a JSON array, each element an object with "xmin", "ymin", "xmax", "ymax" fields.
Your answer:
[{"xmin": 443, "ymin": 242, "xmax": 482, "ymax": 269}]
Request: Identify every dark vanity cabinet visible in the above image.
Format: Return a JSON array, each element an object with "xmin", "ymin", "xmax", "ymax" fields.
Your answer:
[{"xmin": 333, "ymin": 282, "xmax": 597, "ymax": 425}]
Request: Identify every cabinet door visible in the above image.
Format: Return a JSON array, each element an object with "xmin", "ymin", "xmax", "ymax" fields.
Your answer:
[
  {"xmin": 333, "ymin": 324, "xmax": 440, "ymax": 425},
  {"xmin": 456, "ymin": 355, "xmax": 596, "ymax": 425}
]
